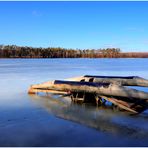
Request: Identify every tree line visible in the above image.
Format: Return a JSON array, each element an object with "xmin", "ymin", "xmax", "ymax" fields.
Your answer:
[{"xmin": 0, "ymin": 45, "xmax": 147, "ymax": 58}]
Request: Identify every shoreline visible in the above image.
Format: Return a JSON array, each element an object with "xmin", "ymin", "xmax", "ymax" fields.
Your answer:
[{"xmin": 0, "ymin": 57, "xmax": 148, "ymax": 59}]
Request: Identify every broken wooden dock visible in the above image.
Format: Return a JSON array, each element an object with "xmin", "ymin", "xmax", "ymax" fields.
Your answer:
[{"xmin": 28, "ymin": 75, "xmax": 148, "ymax": 114}]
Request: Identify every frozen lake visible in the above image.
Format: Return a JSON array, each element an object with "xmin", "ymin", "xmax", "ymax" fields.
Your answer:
[{"xmin": 0, "ymin": 58, "xmax": 148, "ymax": 146}]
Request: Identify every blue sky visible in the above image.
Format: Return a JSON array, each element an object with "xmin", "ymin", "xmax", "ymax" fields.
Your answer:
[{"xmin": 0, "ymin": 1, "xmax": 148, "ymax": 51}]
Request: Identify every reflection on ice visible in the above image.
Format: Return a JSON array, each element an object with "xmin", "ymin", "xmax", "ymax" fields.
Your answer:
[
  {"xmin": 29, "ymin": 94, "xmax": 148, "ymax": 139},
  {"xmin": 1, "ymin": 58, "xmax": 148, "ymax": 146}
]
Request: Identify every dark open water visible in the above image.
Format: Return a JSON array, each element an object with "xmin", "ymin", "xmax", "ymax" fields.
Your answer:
[{"xmin": 0, "ymin": 58, "xmax": 148, "ymax": 146}]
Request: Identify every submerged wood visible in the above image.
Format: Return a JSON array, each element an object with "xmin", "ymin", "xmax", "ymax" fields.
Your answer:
[
  {"xmin": 100, "ymin": 95, "xmax": 138, "ymax": 113},
  {"xmin": 28, "ymin": 76, "xmax": 148, "ymax": 113}
]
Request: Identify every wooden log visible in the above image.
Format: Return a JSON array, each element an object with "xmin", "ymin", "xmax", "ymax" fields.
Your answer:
[
  {"xmin": 84, "ymin": 75, "xmax": 148, "ymax": 87},
  {"xmin": 29, "ymin": 80, "xmax": 148, "ymax": 101},
  {"xmin": 42, "ymin": 75, "xmax": 148, "ymax": 87}
]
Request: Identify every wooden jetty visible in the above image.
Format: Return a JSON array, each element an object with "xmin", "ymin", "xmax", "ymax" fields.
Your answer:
[{"xmin": 28, "ymin": 75, "xmax": 148, "ymax": 114}]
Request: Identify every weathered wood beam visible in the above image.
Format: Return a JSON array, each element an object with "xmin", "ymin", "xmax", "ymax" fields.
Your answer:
[
  {"xmin": 84, "ymin": 75, "xmax": 148, "ymax": 87},
  {"xmin": 28, "ymin": 80, "xmax": 148, "ymax": 100},
  {"xmin": 28, "ymin": 88, "xmax": 68, "ymax": 95},
  {"xmin": 100, "ymin": 95, "xmax": 138, "ymax": 113}
]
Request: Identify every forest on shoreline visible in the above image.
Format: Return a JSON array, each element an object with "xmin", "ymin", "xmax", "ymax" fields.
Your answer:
[{"xmin": 0, "ymin": 45, "xmax": 148, "ymax": 58}]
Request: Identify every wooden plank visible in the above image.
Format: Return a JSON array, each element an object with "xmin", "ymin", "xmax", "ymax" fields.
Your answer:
[
  {"xmin": 28, "ymin": 88, "xmax": 68, "ymax": 95},
  {"xmin": 100, "ymin": 95, "xmax": 138, "ymax": 114}
]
